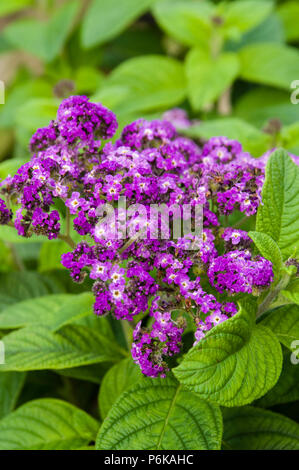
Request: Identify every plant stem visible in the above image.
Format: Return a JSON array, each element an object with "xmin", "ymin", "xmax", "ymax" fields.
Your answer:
[
  {"xmin": 58, "ymin": 233, "xmax": 76, "ymax": 249},
  {"xmin": 121, "ymin": 320, "xmax": 133, "ymax": 351},
  {"xmin": 256, "ymin": 272, "xmax": 291, "ymax": 319}
]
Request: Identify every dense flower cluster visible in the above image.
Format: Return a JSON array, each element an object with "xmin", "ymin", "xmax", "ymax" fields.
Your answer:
[{"xmin": 1, "ymin": 96, "xmax": 292, "ymax": 377}]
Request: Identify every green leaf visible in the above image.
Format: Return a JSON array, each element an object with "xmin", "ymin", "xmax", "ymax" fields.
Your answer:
[
  {"xmin": 256, "ymin": 347, "xmax": 299, "ymax": 407},
  {"xmin": 0, "ymin": 399, "xmax": 98, "ymax": 450},
  {"xmin": 96, "ymin": 376, "xmax": 222, "ymax": 450},
  {"xmin": 282, "ymin": 279, "xmax": 299, "ymax": 305},
  {"xmin": 0, "ymin": 293, "xmax": 93, "ymax": 331},
  {"xmin": 239, "ymin": 44, "xmax": 299, "ymax": 90},
  {"xmin": 152, "ymin": 0, "xmax": 214, "ymax": 48},
  {"xmin": 3, "ymin": 1, "xmax": 79, "ymax": 62},
  {"xmin": 219, "ymin": 1, "xmax": 273, "ymax": 39},
  {"xmin": 183, "ymin": 118, "xmax": 270, "ymax": 157},
  {"xmin": 173, "ymin": 301, "xmax": 282, "ymax": 406},
  {"xmin": 277, "ymin": 1, "xmax": 299, "ymax": 41},
  {"xmin": 256, "ymin": 149, "xmax": 299, "ymax": 258},
  {"xmin": 81, "ymin": 0, "xmax": 156, "ymax": 48},
  {"xmin": 99, "ymin": 358, "xmax": 142, "ymax": 419},
  {"xmin": 95, "ymin": 55, "xmax": 186, "ymax": 114},
  {"xmin": 0, "ymin": 372, "xmax": 26, "ymax": 419},
  {"xmin": 185, "ymin": 48, "xmax": 239, "ymax": 110},
  {"xmin": 223, "ymin": 406, "xmax": 299, "ymax": 450},
  {"xmin": 0, "ymin": 272, "xmax": 64, "ymax": 312},
  {"xmin": 38, "ymin": 240, "xmax": 70, "ymax": 272},
  {"xmin": 248, "ymin": 231, "xmax": 283, "ymax": 278},
  {"xmin": 16, "ymin": 98, "xmax": 58, "ymax": 132},
  {"xmin": 261, "ymin": 304, "xmax": 299, "ymax": 350},
  {"xmin": 1, "ymin": 324, "xmax": 125, "ymax": 371},
  {"xmin": 0, "ymin": 0, "xmax": 33, "ymax": 16}
]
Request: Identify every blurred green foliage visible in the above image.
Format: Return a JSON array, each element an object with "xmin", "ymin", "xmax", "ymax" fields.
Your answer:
[{"xmin": 0, "ymin": 0, "xmax": 298, "ymax": 163}]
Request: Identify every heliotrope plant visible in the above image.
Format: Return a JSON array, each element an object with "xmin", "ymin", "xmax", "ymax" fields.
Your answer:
[{"xmin": 0, "ymin": 96, "xmax": 298, "ymax": 384}]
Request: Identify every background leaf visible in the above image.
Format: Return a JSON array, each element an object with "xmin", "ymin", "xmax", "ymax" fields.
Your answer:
[
  {"xmin": 0, "ymin": 372, "xmax": 26, "ymax": 419},
  {"xmin": 261, "ymin": 304, "xmax": 299, "ymax": 351}
]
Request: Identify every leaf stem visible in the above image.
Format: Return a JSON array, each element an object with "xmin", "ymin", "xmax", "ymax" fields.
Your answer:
[{"xmin": 256, "ymin": 271, "xmax": 291, "ymax": 319}]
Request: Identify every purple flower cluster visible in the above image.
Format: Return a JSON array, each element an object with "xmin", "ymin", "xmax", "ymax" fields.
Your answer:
[{"xmin": 1, "ymin": 96, "xmax": 288, "ymax": 378}]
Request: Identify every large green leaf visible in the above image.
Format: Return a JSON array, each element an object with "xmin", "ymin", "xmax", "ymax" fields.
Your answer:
[
  {"xmin": 219, "ymin": 1, "xmax": 273, "ymax": 39},
  {"xmin": 183, "ymin": 118, "xmax": 270, "ymax": 157},
  {"xmin": 0, "ymin": 293, "xmax": 93, "ymax": 331},
  {"xmin": 261, "ymin": 304, "xmax": 299, "ymax": 351},
  {"xmin": 248, "ymin": 231, "xmax": 283, "ymax": 278},
  {"xmin": 81, "ymin": 0, "xmax": 156, "ymax": 48},
  {"xmin": 0, "ymin": 372, "xmax": 26, "ymax": 419},
  {"xmin": 239, "ymin": 44, "xmax": 299, "ymax": 90},
  {"xmin": 185, "ymin": 48, "xmax": 239, "ymax": 110},
  {"xmin": 223, "ymin": 406, "xmax": 299, "ymax": 450},
  {"xmin": 1, "ymin": 324, "xmax": 125, "ymax": 371},
  {"xmin": 174, "ymin": 301, "xmax": 282, "ymax": 406},
  {"xmin": 94, "ymin": 55, "xmax": 186, "ymax": 114},
  {"xmin": 256, "ymin": 347, "xmax": 299, "ymax": 407},
  {"xmin": 96, "ymin": 376, "xmax": 222, "ymax": 450},
  {"xmin": 0, "ymin": 272, "xmax": 64, "ymax": 312},
  {"xmin": 3, "ymin": 1, "xmax": 79, "ymax": 62},
  {"xmin": 256, "ymin": 149, "xmax": 299, "ymax": 258},
  {"xmin": 99, "ymin": 358, "xmax": 142, "ymax": 419},
  {"xmin": 0, "ymin": 399, "xmax": 98, "ymax": 450},
  {"xmin": 152, "ymin": 0, "xmax": 214, "ymax": 48}
]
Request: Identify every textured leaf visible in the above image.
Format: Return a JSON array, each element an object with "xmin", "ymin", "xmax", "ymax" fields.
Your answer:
[
  {"xmin": 248, "ymin": 231, "xmax": 283, "ymax": 278},
  {"xmin": 0, "ymin": 399, "xmax": 98, "ymax": 450},
  {"xmin": 99, "ymin": 358, "xmax": 142, "ymax": 419},
  {"xmin": 81, "ymin": 0, "xmax": 156, "ymax": 48},
  {"xmin": 152, "ymin": 0, "xmax": 214, "ymax": 47},
  {"xmin": 261, "ymin": 304, "xmax": 299, "ymax": 350},
  {"xmin": 0, "ymin": 293, "xmax": 93, "ymax": 331},
  {"xmin": 1, "ymin": 324, "xmax": 124, "ymax": 371},
  {"xmin": 256, "ymin": 149, "xmax": 299, "ymax": 258},
  {"xmin": 3, "ymin": 1, "xmax": 79, "ymax": 62},
  {"xmin": 223, "ymin": 406, "xmax": 299, "ymax": 450},
  {"xmin": 256, "ymin": 348, "xmax": 299, "ymax": 407},
  {"xmin": 96, "ymin": 376, "xmax": 222, "ymax": 450},
  {"xmin": 183, "ymin": 118, "xmax": 270, "ymax": 157},
  {"xmin": 185, "ymin": 48, "xmax": 239, "ymax": 110},
  {"xmin": 95, "ymin": 55, "xmax": 186, "ymax": 114},
  {"xmin": 174, "ymin": 301, "xmax": 282, "ymax": 406},
  {"xmin": 239, "ymin": 44, "xmax": 299, "ymax": 90},
  {"xmin": 0, "ymin": 372, "xmax": 26, "ymax": 419}
]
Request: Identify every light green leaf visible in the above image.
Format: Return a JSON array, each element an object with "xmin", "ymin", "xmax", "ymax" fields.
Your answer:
[
  {"xmin": 152, "ymin": 0, "xmax": 214, "ymax": 48},
  {"xmin": 1, "ymin": 324, "xmax": 125, "ymax": 371},
  {"xmin": 183, "ymin": 118, "xmax": 270, "ymax": 157},
  {"xmin": 3, "ymin": 1, "xmax": 79, "ymax": 62},
  {"xmin": 0, "ymin": 399, "xmax": 98, "ymax": 450},
  {"xmin": 96, "ymin": 376, "xmax": 222, "ymax": 450},
  {"xmin": 277, "ymin": 1, "xmax": 299, "ymax": 41},
  {"xmin": 282, "ymin": 279, "xmax": 299, "ymax": 305},
  {"xmin": 0, "ymin": 293, "xmax": 93, "ymax": 331},
  {"xmin": 248, "ymin": 231, "xmax": 283, "ymax": 278},
  {"xmin": 99, "ymin": 358, "xmax": 142, "ymax": 419},
  {"xmin": 174, "ymin": 301, "xmax": 282, "ymax": 406},
  {"xmin": 261, "ymin": 304, "xmax": 299, "ymax": 350},
  {"xmin": 0, "ymin": 372, "xmax": 26, "ymax": 419},
  {"xmin": 223, "ymin": 406, "xmax": 299, "ymax": 450},
  {"xmin": 38, "ymin": 240, "xmax": 70, "ymax": 272},
  {"xmin": 81, "ymin": 0, "xmax": 156, "ymax": 48},
  {"xmin": 0, "ymin": 0, "xmax": 33, "ymax": 16},
  {"xmin": 16, "ymin": 98, "xmax": 58, "ymax": 132},
  {"xmin": 256, "ymin": 347, "xmax": 299, "ymax": 407},
  {"xmin": 95, "ymin": 55, "xmax": 186, "ymax": 114},
  {"xmin": 256, "ymin": 149, "xmax": 299, "ymax": 258},
  {"xmin": 239, "ymin": 44, "xmax": 299, "ymax": 90},
  {"xmin": 185, "ymin": 48, "xmax": 239, "ymax": 110},
  {"xmin": 219, "ymin": 1, "xmax": 273, "ymax": 39}
]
